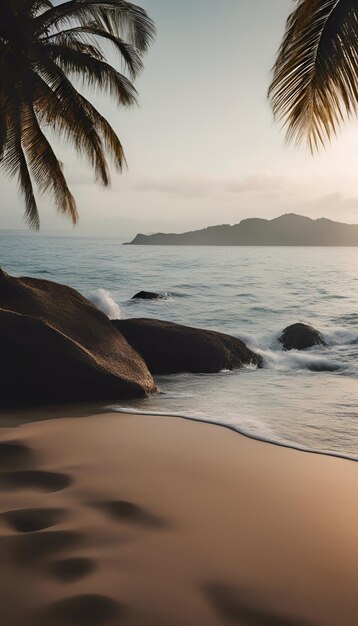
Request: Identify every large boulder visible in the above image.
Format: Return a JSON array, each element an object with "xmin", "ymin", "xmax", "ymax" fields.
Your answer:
[
  {"xmin": 279, "ymin": 323, "xmax": 325, "ymax": 351},
  {"xmin": 112, "ymin": 318, "xmax": 263, "ymax": 374},
  {"xmin": 0, "ymin": 269, "xmax": 155, "ymax": 406}
]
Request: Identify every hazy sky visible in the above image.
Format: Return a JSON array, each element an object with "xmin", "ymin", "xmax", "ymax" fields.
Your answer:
[{"xmin": 2, "ymin": 0, "xmax": 358, "ymax": 235}]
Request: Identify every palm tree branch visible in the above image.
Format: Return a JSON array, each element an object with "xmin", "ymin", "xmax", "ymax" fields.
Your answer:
[
  {"xmin": 42, "ymin": 23, "xmax": 143, "ymax": 77},
  {"xmin": 269, "ymin": 0, "xmax": 358, "ymax": 151},
  {"xmin": 20, "ymin": 101, "xmax": 78, "ymax": 223},
  {"xmin": 0, "ymin": 91, "xmax": 11, "ymax": 158},
  {"xmin": 27, "ymin": 0, "xmax": 54, "ymax": 15},
  {"xmin": 0, "ymin": 0, "xmax": 154, "ymax": 229},
  {"xmin": 33, "ymin": 69, "xmax": 125, "ymax": 171},
  {"xmin": 46, "ymin": 42, "xmax": 138, "ymax": 105},
  {"xmin": 77, "ymin": 91, "xmax": 126, "ymax": 169},
  {"xmin": 33, "ymin": 53, "xmax": 111, "ymax": 183},
  {"xmin": 34, "ymin": 0, "xmax": 155, "ymax": 52},
  {"xmin": 1, "ymin": 101, "xmax": 40, "ymax": 229}
]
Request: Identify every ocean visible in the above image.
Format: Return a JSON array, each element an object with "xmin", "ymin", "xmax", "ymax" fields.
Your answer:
[{"xmin": 1, "ymin": 232, "xmax": 357, "ymax": 460}]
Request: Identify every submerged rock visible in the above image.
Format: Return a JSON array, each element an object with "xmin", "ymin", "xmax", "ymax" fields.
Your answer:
[
  {"xmin": 112, "ymin": 318, "xmax": 263, "ymax": 375},
  {"xmin": 132, "ymin": 291, "xmax": 163, "ymax": 300},
  {"xmin": 0, "ymin": 268, "xmax": 155, "ymax": 407},
  {"xmin": 279, "ymin": 323, "xmax": 325, "ymax": 351}
]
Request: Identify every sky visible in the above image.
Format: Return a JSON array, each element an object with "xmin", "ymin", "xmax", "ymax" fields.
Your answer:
[{"xmin": 2, "ymin": 0, "xmax": 358, "ymax": 236}]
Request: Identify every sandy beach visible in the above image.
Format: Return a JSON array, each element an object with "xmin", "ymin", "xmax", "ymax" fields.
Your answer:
[{"xmin": 0, "ymin": 408, "xmax": 357, "ymax": 626}]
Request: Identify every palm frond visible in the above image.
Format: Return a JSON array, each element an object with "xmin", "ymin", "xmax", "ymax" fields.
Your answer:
[
  {"xmin": 77, "ymin": 92, "xmax": 126, "ymax": 169},
  {"xmin": 33, "ymin": 66, "xmax": 125, "ymax": 176},
  {"xmin": 48, "ymin": 35, "xmax": 105, "ymax": 61},
  {"xmin": 2, "ymin": 105, "xmax": 40, "ymax": 229},
  {"xmin": 268, "ymin": 0, "xmax": 358, "ymax": 151},
  {"xmin": 27, "ymin": 0, "xmax": 54, "ymax": 15},
  {"xmin": 0, "ymin": 93, "xmax": 10, "ymax": 158},
  {"xmin": 21, "ymin": 102, "xmax": 78, "ymax": 223},
  {"xmin": 35, "ymin": 0, "xmax": 156, "ymax": 52},
  {"xmin": 42, "ymin": 24, "xmax": 143, "ymax": 78},
  {"xmin": 47, "ymin": 43, "xmax": 137, "ymax": 105},
  {"xmin": 0, "ymin": 0, "xmax": 154, "ymax": 229},
  {"xmin": 17, "ymin": 143, "xmax": 40, "ymax": 230},
  {"xmin": 33, "ymin": 59, "xmax": 111, "ymax": 183}
]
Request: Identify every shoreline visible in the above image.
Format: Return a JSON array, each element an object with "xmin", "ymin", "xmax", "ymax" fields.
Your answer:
[
  {"xmin": 108, "ymin": 406, "xmax": 358, "ymax": 463},
  {"xmin": 3, "ymin": 401, "xmax": 357, "ymax": 463},
  {"xmin": 0, "ymin": 407, "xmax": 357, "ymax": 625}
]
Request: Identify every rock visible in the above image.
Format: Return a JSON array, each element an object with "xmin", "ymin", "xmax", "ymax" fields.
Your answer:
[
  {"xmin": 279, "ymin": 323, "xmax": 325, "ymax": 351},
  {"xmin": 132, "ymin": 291, "xmax": 163, "ymax": 300},
  {"xmin": 112, "ymin": 318, "xmax": 263, "ymax": 374},
  {"xmin": 0, "ymin": 269, "xmax": 155, "ymax": 407}
]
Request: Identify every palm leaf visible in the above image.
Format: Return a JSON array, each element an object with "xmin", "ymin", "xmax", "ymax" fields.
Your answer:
[
  {"xmin": 27, "ymin": 0, "xmax": 54, "ymax": 14},
  {"xmin": 0, "ymin": 0, "xmax": 154, "ymax": 228},
  {"xmin": 77, "ymin": 92, "xmax": 126, "ymax": 170},
  {"xmin": 32, "ymin": 58, "xmax": 111, "ymax": 183},
  {"xmin": 35, "ymin": 0, "xmax": 155, "ymax": 52},
  {"xmin": 47, "ymin": 43, "xmax": 137, "ymax": 105},
  {"xmin": 268, "ymin": 0, "xmax": 358, "ymax": 151},
  {"xmin": 2, "ymin": 103, "xmax": 40, "ymax": 229},
  {"xmin": 33, "ymin": 66, "xmax": 125, "ymax": 175},
  {"xmin": 0, "ymin": 93, "xmax": 10, "ymax": 158},
  {"xmin": 43, "ymin": 24, "xmax": 143, "ymax": 78},
  {"xmin": 21, "ymin": 102, "xmax": 78, "ymax": 223}
]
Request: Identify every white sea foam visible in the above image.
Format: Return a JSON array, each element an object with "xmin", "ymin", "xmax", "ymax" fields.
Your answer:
[
  {"xmin": 105, "ymin": 406, "xmax": 357, "ymax": 462},
  {"xmin": 106, "ymin": 405, "xmax": 276, "ymax": 441},
  {"xmin": 323, "ymin": 326, "xmax": 358, "ymax": 346},
  {"xmin": 88, "ymin": 288, "xmax": 121, "ymax": 320},
  {"xmin": 259, "ymin": 348, "xmax": 343, "ymax": 372},
  {"xmin": 237, "ymin": 329, "xmax": 345, "ymax": 373}
]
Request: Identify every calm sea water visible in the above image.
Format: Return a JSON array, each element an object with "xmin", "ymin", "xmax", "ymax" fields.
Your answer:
[{"xmin": 1, "ymin": 232, "xmax": 357, "ymax": 460}]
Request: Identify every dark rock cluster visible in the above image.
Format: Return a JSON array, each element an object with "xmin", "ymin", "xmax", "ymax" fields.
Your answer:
[
  {"xmin": 0, "ymin": 269, "xmax": 155, "ymax": 407},
  {"xmin": 0, "ymin": 269, "xmax": 326, "ymax": 408}
]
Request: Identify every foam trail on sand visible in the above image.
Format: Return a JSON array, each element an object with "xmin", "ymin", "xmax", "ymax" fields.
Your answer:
[
  {"xmin": 107, "ymin": 406, "xmax": 357, "ymax": 462},
  {"xmin": 88, "ymin": 289, "xmax": 121, "ymax": 320}
]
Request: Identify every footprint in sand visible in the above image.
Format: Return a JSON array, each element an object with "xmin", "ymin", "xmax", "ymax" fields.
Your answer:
[
  {"xmin": 48, "ymin": 556, "xmax": 97, "ymax": 583},
  {"xmin": 10, "ymin": 529, "xmax": 84, "ymax": 566},
  {"xmin": 0, "ymin": 438, "xmax": 72, "ymax": 493},
  {"xmin": 203, "ymin": 583, "xmax": 315, "ymax": 626},
  {"xmin": 37, "ymin": 593, "xmax": 124, "ymax": 625},
  {"xmin": 0, "ymin": 441, "xmax": 36, "ymax": 470},
  {"xmin": 0, "ymin": 470, "xmax": 72, "ymax": 492},
  {"xmin": 0, "ymin": 440, "xmax": 113, "ymax": 622},
  {"xmin": 90, "ymin": 500, "xmax": 169, "ymax": 529},
  {"xmin": 2, "ymin": 505, "xmax": 98, "ymax": 586},
  {"xmin": 1, "ymin": 508, "xmax": 66, "ymax": 533}
]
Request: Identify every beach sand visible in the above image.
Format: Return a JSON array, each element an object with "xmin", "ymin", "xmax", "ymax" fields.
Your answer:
[{"xmin": 0, "ymin": 408, "xmax": 357, "ymax": 626}]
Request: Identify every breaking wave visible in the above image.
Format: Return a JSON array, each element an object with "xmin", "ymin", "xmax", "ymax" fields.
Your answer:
[
  {"xmin": 88, "ymin": 288, "xmax": 121, "ymax": 320},
  {"xmin": 237, "ymin": 327, "xmax": 351, "ymax": 373}
]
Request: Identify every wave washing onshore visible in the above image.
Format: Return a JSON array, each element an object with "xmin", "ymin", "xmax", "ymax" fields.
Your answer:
[
  {"xmin": 108, "ymin": 407, "xmax": 358, "ymax": 463},
  {"xmin": 1, "ymin": 232, "xmax": 357, "ymax": 459}
]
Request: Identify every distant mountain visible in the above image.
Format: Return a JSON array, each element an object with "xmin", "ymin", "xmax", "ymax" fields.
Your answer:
[{"xmin": 127, "ymin": 214, "xmax": 358, "ymax": 246}]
